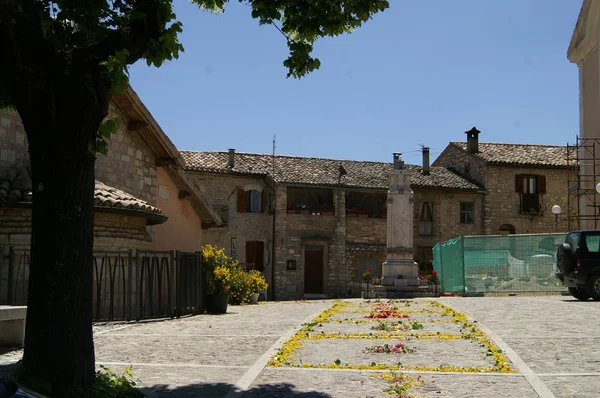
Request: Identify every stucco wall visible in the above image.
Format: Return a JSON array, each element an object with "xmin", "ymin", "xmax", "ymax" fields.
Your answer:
[{"xmin": 153, "ymin": 167, "xmax": 203, "ymax": 252}]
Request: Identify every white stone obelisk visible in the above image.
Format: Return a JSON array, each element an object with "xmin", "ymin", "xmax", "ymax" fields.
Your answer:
[{"xmin": 381, "ymin": 153, "xmax": 419, "ymax": 283}]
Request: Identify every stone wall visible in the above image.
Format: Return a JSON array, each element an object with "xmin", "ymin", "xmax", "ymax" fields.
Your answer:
[
  {"xmin": 484, "ymin": 166, "xmax": 570, "ymax": 234},
  {"xmin": 0, "ymin": 111, "xmax": 28, "ymax": 167},
  {"xmin": 95, "ymin": 104, "xmax": 157, "ymax": 206},
  {"xmin": 434, "ymin": 145, "xmax": 487, "ymax": 187},
  {"xmin": 188, "ymin": 172, "xmax": 273, "ymax": 260}
]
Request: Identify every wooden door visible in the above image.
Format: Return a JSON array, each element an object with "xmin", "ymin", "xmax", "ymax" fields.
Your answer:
[
  {"xmin": 304, "ymin": 246, "xmax": 324, "ymax": 294},
  {"xmin": 245, "ymin": 241, "xmax": 264, "ymax": 272}
]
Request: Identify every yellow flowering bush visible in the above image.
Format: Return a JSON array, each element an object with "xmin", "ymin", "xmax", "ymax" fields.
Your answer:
[
  {"xmin": 248, "ymin": 269, "xmax": 268, "ymax": 294},
  {"xmin": 202, "ymin": 244, "xmax": 232, "ymax": 294},
  {"xmin": 228, "ymin": 262, "xmax": 252, "ymax": 304},
  {"xmin": 201, "ymin": 244, "xmax": 269, "ymax": 304},
  {"xmin": 213, "ymin": 265, "xmax": 231, "ymax": 293}
]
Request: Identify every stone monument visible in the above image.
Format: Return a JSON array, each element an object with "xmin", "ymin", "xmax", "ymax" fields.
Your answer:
[{"xmin": 372, "ymin": 153, "xmax": 422, "ymax": 298}]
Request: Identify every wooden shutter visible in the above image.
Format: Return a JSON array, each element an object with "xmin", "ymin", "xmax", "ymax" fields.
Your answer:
[
  {"xmin": 255, "ymin": 242, "xmax": 265, "ymax": 272},
  {"xmin": 537, "ymin": 175, "xmax": 546, "ymax": 194},
  {"xmin": 245, "ymin": 241, "xmax": 256, "ymax": 265},
  {"xmin": 515, "ymin": 175, "xmax": 524, "ymax": 194},
  {"xmin": 237, "ymin": 188, "xmax": 246, "ymax": 213}
]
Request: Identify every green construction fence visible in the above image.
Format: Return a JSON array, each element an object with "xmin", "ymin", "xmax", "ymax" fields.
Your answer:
[{"xmin": 432, "ymin": 233, "xmax": 567, "ymax": 294}]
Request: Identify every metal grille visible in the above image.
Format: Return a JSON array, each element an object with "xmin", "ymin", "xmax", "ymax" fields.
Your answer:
[{"xmin": 2, "ymin": 248, "xmax": 204, "ymax": 321}]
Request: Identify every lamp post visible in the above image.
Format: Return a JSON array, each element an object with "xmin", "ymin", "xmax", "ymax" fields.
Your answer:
[{"xmin": 552, "ymin": 205, "xmax": 561, "ymax": 233}]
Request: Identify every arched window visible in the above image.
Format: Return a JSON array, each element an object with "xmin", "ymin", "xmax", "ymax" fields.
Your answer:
[
  {"xmin": 499, "ymin": 224, "xmax": 515, "ymax": 235},
  {"xmin": 237, "ymin": 188, "xmax": 264, "ymax": 213}
]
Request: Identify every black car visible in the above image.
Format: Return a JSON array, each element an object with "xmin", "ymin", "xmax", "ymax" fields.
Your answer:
[{"xmin": 556, "ymin": 230, "xmax": 600, "ymax": 301}]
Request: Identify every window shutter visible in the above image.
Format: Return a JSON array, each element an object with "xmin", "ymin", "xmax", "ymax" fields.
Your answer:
[
  {"xmin": 515, "ymin": 175, "xmax": 524, "ymax": 194},
  {"xmin": 538, "ymin": 175, "xmax": 546, "ymax": 194},
  {"xmin": 237, "ymin": 188, "xmax": 246, "ymax": 213},
  {"xmin": 245, "ymin": 241, "xmax": 256, "ymax": 265},
  {"xmin": 255, "ymin": 242, "xmax": 265, "ymax": 272}
]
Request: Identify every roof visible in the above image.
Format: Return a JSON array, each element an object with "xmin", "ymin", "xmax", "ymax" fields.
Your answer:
[
  {"xmin": 0, "ymin": 163, "xmax": 166, "ymax": 225},
  {"xmin": 181, "ymin": 151, "xmax": 481, "ymax": 191},
  {"xmin": 113, "ymin": 87, "xmax": 222, "ymax": 227},
  {"xmin": 444, "ymin": 142, "xmax": 572, "ymax": 168}
]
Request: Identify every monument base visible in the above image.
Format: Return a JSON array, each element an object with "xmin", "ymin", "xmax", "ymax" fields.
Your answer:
[{"xmin": 371, "ymin": 259, "xmax": 433, "ymax": 299}]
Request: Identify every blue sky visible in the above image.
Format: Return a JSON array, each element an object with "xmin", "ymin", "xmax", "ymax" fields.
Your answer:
[{"xmin": 129, "ymin": 0, "xmax": 583, "ymax": 166}]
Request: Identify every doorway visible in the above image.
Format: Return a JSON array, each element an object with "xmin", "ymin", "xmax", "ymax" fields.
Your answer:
[{"xmin": 304, "ymin": 245, "xmax": 324, "ymax": 294}]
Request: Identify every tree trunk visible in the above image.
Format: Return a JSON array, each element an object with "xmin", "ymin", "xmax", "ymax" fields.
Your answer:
[{"xmin": 14, "ymin": 77, "xmax": 110, "ymax": 396}]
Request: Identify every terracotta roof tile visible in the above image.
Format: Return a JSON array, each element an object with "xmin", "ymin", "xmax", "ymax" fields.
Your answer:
[
  {"xmin": 450, "ymin": 142, "xmax": 573, "ymax": 168},
  {"xmin": 181, "ymin": 151, "xmax": 481, "ymax": 191},
  {"xmin": 0, "ymin": 162, "xmax": 164, "ymax": 217}
]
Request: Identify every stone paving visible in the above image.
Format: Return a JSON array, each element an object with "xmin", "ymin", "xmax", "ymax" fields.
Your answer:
[{"xmin": 0, "ymin": 296, "xmax": 598, "ymax": 397}]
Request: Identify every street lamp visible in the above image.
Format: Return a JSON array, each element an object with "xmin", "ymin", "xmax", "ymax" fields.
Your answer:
[
  {"xmin": 596, "ymin": 183, "xmax": 600, "ymax": 194},
  {"xmin": 552, "ymin": 205, "xmax": 561, "ymax": 233}
]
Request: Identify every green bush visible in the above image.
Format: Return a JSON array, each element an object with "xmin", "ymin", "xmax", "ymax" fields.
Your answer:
[{"xmin": 91, "ymin": 366, "xmax": 142, "ymax": 398}]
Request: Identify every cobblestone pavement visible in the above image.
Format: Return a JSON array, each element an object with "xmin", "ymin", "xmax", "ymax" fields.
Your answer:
[{"xmin": 0, "ymin": 296, "xmax": 598, "ymax": 397}]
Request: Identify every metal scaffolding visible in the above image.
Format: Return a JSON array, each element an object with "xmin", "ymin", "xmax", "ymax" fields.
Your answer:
[{"xmin": 566, "ymin": 136, "xmax": 600, "ymax": 230}]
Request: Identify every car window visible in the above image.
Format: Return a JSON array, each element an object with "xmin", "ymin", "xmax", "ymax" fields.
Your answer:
[
  {"xmin": 584, "ymin": 234, "xmax": 600, "ymax": 253},
  {"xmin": 566, "ymin": 233, "xmax": 579, "ymax": 250}
]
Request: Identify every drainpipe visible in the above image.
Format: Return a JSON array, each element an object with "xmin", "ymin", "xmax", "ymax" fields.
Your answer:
[{"xmin": 271, "ymin": 184, "xmax": 276, "ymax": 301}]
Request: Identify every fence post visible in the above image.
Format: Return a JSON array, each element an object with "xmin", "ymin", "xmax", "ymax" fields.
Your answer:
[
  {"xmin": 7, "ymin": 247, "xmax": 15, "ymax": 305},
  {"xmin": 461, "ymin": 237, "xmax": 466, "ymax": 295},
  {"xmin": 175, "ymin": 251, "xmax": 181, "ymax": 318},
  {"xmin": 170, "ymin": 250, "xmax": 175, "ymax": 318},
  {"xmin": 198, "ymin": 252, "xmax": 204, "ymax": 314},
  {"xmin": 127, "ymin": 249, "xmax": 133, "ymax": 321}
]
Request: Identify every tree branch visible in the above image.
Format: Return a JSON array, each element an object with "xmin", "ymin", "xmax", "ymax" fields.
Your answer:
[{"xmin": 80, "ymin": 0, "xmax": 169, "ymax": 65}]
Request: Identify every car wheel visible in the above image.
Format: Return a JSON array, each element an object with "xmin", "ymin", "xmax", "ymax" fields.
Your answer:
[
  {"xmin": 568, "ymin": 287, "xmax": 590, "ymax": 301},
  {"xmin": 586, "ymin": 274, "xmax": 600, "ymax": 301},
  {"xmin": 557, "ymin": 243, "xmax": 575, "ymax": 273}
]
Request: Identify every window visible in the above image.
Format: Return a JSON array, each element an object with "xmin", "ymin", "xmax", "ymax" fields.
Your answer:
[
  {"xmin": 460, "ymin": 202, "xmax": 475, "ymax": 224},
  {"xmin": 415, "ymin": 246, "xmax": 433, "ymax": 272},
  {"xmin": 583, "ymin": 234, "xmax": 600, "ymax": 253},
  {"xmin": 515, "ymin": 175, "xmax": 546, "ymax": 214},
  {"xmin": 237, "ymin": 188, "xmax": 263, "ymax": 213},
  {"xmin": 245, "ymin": 190, "xmax": 261, "ymax": 213},
  {"xmin": 419, "ymin": 202, "xmax": 434, "ymax": 236}
]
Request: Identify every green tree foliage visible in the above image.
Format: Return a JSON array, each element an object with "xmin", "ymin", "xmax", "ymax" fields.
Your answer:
[{"xmin": 0, "ymin": 1, "xmax": 388, "ymax": 395}]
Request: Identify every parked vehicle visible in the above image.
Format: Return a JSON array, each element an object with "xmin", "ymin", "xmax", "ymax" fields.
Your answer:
[{"xmin": 556, "ymin": 230, "xmax": 600, "ymax": 301}]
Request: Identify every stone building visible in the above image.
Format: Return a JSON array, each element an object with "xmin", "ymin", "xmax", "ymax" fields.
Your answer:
[
  {"xmin": 0, "ymin": 87, "xmax": 220, "ymax": 254},
  {"xmin": 567, "ymin": 0, "xmax": 600, "ymax": 228},
  {"xmin": 182, "ymin": 149, "xmax": 482, "ymax": 300},
  {"xmin": 433, "ymin": 128, "xmax": 571, "ymax": 235}
]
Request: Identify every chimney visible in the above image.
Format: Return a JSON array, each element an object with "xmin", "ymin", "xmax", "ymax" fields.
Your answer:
[
  {"xmin": 466, "ymin": 127, "xmax": 480, "ymax": 154},
  {"xmin": 228, "ymin": 148, "xmax": 235, "ymax": 168},
  {"xmin": 393, "ymin": 153, "xmax": 404, "ymax": 170},
  {"xmin": 422, "ymin": 147, "xmax": 430, "ymax": 175}
]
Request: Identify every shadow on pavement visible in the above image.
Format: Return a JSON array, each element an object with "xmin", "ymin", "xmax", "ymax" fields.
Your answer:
[{"xmin": 144, "ymin": 382, "xmax": 331, "ymax": 397}]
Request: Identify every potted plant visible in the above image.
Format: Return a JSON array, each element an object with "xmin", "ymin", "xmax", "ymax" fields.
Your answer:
[
  {"xmin": 247, "ymin": 270, "xmax": 268, "ymax": 304},
  {"xmin": 362, "ymin": 268, "xmax": 373, "ymax": 299},
  {"xmin": 202, "ymin": 244, "xmax": 232, "ymax": 314},
  {"xmin": 428, "ymin": 270, "xmax": 439, "ymax": 296}
]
